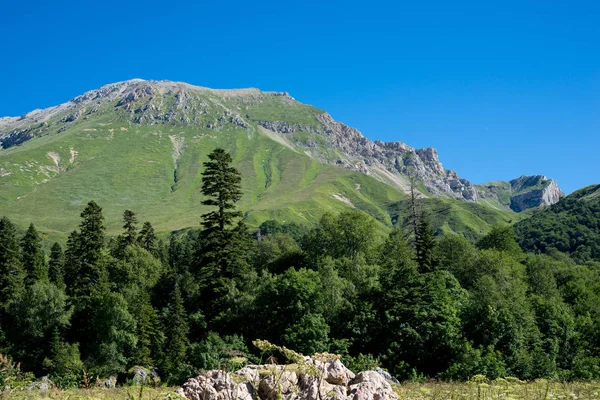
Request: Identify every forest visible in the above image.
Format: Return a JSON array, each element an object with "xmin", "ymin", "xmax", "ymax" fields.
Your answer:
[{"xmin": 1, "ymin": 148, "xmax": 599, "ymax": 388}]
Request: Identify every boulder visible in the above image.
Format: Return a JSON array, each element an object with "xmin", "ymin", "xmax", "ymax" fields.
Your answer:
[
  {"xmin": 325, "ymin": 359, "xmax": 355, "ymax": 386},
  {"xmin": 349, "ymin": 371, "xmax": 398, "ymax": 400},
  {"xmin": 178, "ymin": 357, "xmax": 399, "ymax": 400}
]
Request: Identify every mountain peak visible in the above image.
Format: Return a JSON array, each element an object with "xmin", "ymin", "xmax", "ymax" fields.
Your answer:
[{"xmin": 0, "ymin": 79, "xmax": 562, "ymax": 212}]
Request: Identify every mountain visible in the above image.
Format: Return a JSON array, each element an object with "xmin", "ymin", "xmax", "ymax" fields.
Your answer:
[
  {"xmin": 476, "ymin": 175, "xmax": 563, "ymax": 212},
  {"xmin": 0, "ymin": 79, "xmax": 559, "ymax": 237},
  {"xmin": 514, "ymin": 184, "xmax": 600, "ymax": 262}
]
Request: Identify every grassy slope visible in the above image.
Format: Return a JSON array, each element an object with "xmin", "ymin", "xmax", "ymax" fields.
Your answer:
[
  {"xmin": 0, "ymin": 84, "xmax": 522, "ymax": 243},
  {"xmin": 0, "ymin": 111, "xmax": 404, "ymax": 242}
]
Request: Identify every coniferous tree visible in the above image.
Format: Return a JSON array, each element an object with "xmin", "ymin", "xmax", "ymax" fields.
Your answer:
[
  {"xmin": 131, "ymin": 290, "xmax": 162, "ymax": 366},
  {"xmin": 122, "ymin": 210, "xmax": 138, "ymax": 247},
  {"xmin": 48, "ymin": 242, "xmax": 65, "ymax": 289},
  {"xmin": 200, "ymin": 148, "xmax": 242, "ymax": 232},
  {"xmin": 197, "ymin": 148, "xmax": 247, "ymax": 286},
  {"xmin": 21, "ymin": 223, "xmax": 47, "ymax": 284},
  {"xmin": 162, "ymin": 284, "xmax": 189, "ymax": 381},
  {"xmin": 138, "ymin": 221, "xmax": 158, "ymax": 256},
  {"xmin": 0, "ymin": 216, "xmax": 25, "ymax": 307},
  {"xmin": 67, "ymin": 201, "xmax": 107, "ymax": 296},
  {"xmin": 415, "ymin": 210, "xmax": 437, "ymax": 273},
  {"xmin": 63, "ymin": 230, "xmax": 81, "ymax": 294}
]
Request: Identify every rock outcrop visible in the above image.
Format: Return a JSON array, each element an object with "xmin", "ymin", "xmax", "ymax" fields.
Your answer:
[
  {"xmin": 477, "ymin": 175, "xmax": 564, "ymax": 212},
  {"xmin": 177, "ymin": 356, "xmax": 398, "ymax": 400}
]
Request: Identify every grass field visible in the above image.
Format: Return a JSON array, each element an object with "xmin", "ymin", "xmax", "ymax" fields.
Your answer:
[
  {"xmin": 0, "ymin": 81, "xmax": 523, "ymax": 245},
  {"xmin": 3, "ymin": 380, "xmax": 600, "ymax": 399}
]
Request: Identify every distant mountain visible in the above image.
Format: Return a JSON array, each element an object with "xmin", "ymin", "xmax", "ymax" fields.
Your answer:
[
  {"xmin": 0, "ymin": 79, "xmax": 561, "ymax": 237},
  {"xmin": 476, "ymin": 175, "xmax": 563, "ymax": 212},
  {"xmin": 514, "ymin": 184, "xmax": 600, "ymax": 262}
]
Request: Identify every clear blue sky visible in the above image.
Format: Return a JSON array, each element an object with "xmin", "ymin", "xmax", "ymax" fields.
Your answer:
[{"xmin": 2, "ymin": 1, "xmax": 598, "ymax": 193}]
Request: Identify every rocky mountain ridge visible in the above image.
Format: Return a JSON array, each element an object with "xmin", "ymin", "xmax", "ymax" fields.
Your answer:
[{"xmin": 0, "ymin": 79, "xmax": 561, "ymax": 212}]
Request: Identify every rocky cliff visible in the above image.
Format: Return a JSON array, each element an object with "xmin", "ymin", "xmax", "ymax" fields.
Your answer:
[
  {"xmin": 0, "ymin": 79, "xmax": 560, "ymax": 211},
  {"xmin": 477, "ymin": 175, "xmax": 564, "ymax": 212}
]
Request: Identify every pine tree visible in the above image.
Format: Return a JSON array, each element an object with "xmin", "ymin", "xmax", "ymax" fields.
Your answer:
[
  {"xmin": 414, "ymin": 210, "xmax": 437, "ymax": 273},
  {"xmin": 132, "ymin": 290, "xmax": 162, "ymax": 366},
  {"xmin": 200, "ymin": 148, "xmax": 242, "ymax": 232},
  {"xmin": 48, "ymin": 242, "xmax": 65, "ymax": 288},
  {"xmin": 122, "ymin": 209, "xmax": 138, "ymax": 247},
  {"xmin": 66, "ymin": 201, "xmax": 107, "ymax": 297},
  {"xmin": 197, "ymin": 148, "xmax": 247, "ymax": 283},
  {"xmin": 0, "ymin": 216, "xmax": 25, "ymax": 306},
  {"xmin": 21, "ymin": 223, "xmax": 48, "ymax": 284},
  {"xmin": 162, "ymin": 284, "xmax": 189, "ymax": 381},
  {"xmin": 63, "ymin": 230, "xmax": 81, "ymax": 294},
  {"xmin": 138, "ymin": 221, "xmax": 158, "ymax": 256}
]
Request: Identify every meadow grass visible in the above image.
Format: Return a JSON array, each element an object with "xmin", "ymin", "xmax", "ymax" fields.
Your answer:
[
  {"xmin": 3, "ymin": 381, "xmax": 600, "ymax": 399},
  {"xmin": 394, "ymin": 380, "xmax": 600, "ymax": 399}
]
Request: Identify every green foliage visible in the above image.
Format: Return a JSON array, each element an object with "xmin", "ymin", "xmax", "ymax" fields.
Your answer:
[
  {"xmin": 304, "ymin": 210, "xmax": 382, "ymax": 262},
  {"xmin": 43, "ymin": 330, "xmax": 84, "ymax": 388},
  {"xmin": 342, "ymin": 353, "xmax": 380, "ymax": 374},
  {"xmin": 477, "ymin": 226, "xmax": 522, "ymax": 256},
  {"xmin": 65, "ymin": 201, "xmax": 109, "ymax": 297},
  {"xmin": 200, "ymin": 148, "xmax": 243, "ymax": 232},
  {"xmin": 21, "ymin": 223, "xmax": 48, "ymax": 283},
  {"xmin": 7, "ymin": 281, "xmax": 72, "ymax": 372},
  {"xmin": 0, "ymin": 353, "xmax": 35, "ymax": 390},
  {"xmin": 0, "ymin": 155, "xmax": 599, "ymax": 386},
  {"xmin": 282, "ymin": 313, "xmax": 330, "ymax": 356},
  {"xmin": 161, "ymin": 284, "xmax": 190, "ymax": 384},
  {"xmin": 48, "ymin": 242, "xmax": 65, "ymax": 288},
  {"xmin": 414, "ymin": 210, "xmax": 437, "ymax": 272},
  {"xmin": 443, "ymin": 343, "xmax": 507, "ymax": 380},
  {"xmin": 86, "ymin": 290, "xmax": 137, "ymax": 376},
  {"xmin": 137, "ymin": 221, "xmax": 158, "ymax": 257},
  {"xmin": 0, "ymin": 216, "xmax": 25, "ymax": 306},
  {"xmin": 515, "ymin": 185, "xmax": 600, "ymax": 263},
  {"xmin": 258, "ymin": 220, "xmax": 309, "ymax": 242},
  {"xmin": 189, "ymin": 332, "xmax": 252, "ymax": 372}
]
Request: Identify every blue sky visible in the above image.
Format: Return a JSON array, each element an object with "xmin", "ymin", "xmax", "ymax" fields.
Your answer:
[{"xmin": 1, "ymin": 0, "xmax": 598, "ymax": 193}]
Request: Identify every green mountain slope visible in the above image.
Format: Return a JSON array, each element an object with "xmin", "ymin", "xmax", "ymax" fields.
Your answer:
[
  {"xmin": 514, "ymin": 184, "xmax": 600, "ymax": 262},
  {"xmin": 0, "ymin": 79, "xmax": 521, "ymax": 239}
]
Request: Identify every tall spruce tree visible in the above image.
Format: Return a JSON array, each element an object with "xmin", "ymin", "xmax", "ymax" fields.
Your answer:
[
  {"xmin": 0, "ymin": 216, "xmax": 25, "ymax": 306},
  {"xmin": 21, "ymin": 223, "xmax": 48, "ymax": 284},
  {"xmin": 162, "ymin": 283, "xmax": 189, "ymax": 382},
  {"xmin": 66, "ymin": 201, "xmax": 107, "ymax": 297},
  {"xmin": 197, "ymin": 148, "xmax": 248, "ymax": 283},
  {"xmin": 122, "ymin": 210, "xmax": 138, "ymax": 246},
  {"xmin": 415, "ymin": 210, "xmax": 437, "ymax": 273},
  {"xmin": 200, "ymin": 148, "xmax": 242, "ymax": 232},
  {"xmin": 48, "ymin": 242, "xmax": 65, "ymax": 288},
  {"xmin": 138, "ymin": 221, "xmax": 158, "ymax": 256}
]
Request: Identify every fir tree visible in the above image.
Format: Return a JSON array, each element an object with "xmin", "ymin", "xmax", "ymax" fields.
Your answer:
[
  {"xmin": 66, "ymin": 201, "xmax": 107, "ymax": 297},
  {"xmin": 197, "ymin": 148, "xmax": 247, "ymax": 282},
  {"xmin": 0, "ymin": 216, "xmax": 25, "ymax": 306},
  {"xmin": 415, "ymin": 210, "xmax": 437, "ymax": 273},
  {"xmin": 200, "ymin": 148, "xmax": 242, "ymax": 232},
  {"xmin": 21, "ymin": 223, "xmax": 48, "ymax": 284},
  {"xmin": 48, "ymin": 242, "xmax": 65, "ymax": 289},
  {"xmin": 122, "ymin": 210, "xmax": 138, "ymax": 246},
  {"xmin": 162, "ymin": 284, "xmax": 189, "ymax": 381},
  {"xmin": 138, "ymin": 221, "xmax": 158, "ymax": 256},
  {"xmin": 132, "ymin": 290, "xmax": 162, "ymax": 366}
]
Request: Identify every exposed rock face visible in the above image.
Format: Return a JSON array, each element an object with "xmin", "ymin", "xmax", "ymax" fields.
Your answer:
[
  {"xmin": 509, "ymin": 176, "xmax": 564, "ymax": 212},
  {"xmin": 178, "ymin": 356, "xmax": 398, "ymax": 400},
  {"xmin": 477, "ymin": 175, "xmax": 564, "ymax": 212}
]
